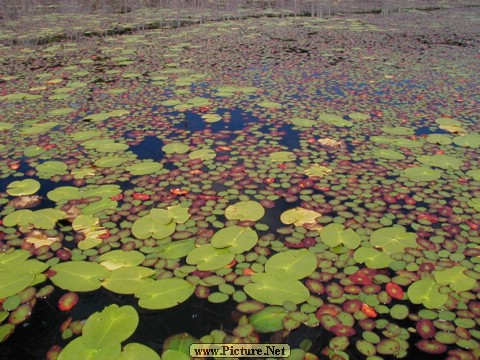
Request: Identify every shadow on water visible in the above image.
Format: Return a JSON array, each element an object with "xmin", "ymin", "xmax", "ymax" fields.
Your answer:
[{"xmin": 0, "ymin": 288, "xmax": 237, "ymax": 360}]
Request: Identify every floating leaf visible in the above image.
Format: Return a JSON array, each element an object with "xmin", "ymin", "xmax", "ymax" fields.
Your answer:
[
  {"xmin": 0, "ymin": 122, "xmax": 14, "ymax": 131},
  {"xmin": 58, "ymin": 337, "xmax": 121, "ymax": 360},
  {"xmin": 126, "ymin": 162, "xmax": 163, "ymax": 175},
  {"xmin": 167, "ymin": 205, "xmax": 191, "ymax": 224},
  {"xmin": 353, "ymin": 247, "xmax": 393, "ymax": 269},
  {"xmin": 304, "ymin": 164, "xmax": 332, "ymax": 177},
  {"xmin": 23, "ymin": 146, "xmax": 46, "ymax": 157},
  {"xmin": 186, "ymin": 245, "xmax": 235, "ymax": 271},
  {"xmin": 257, "ymin": 101, "xmax": 283, "ymax": 109},
  {"xmin": 249, "ymin": 306, "xmax": 288, "ymax": 333},
  {"xmin": 3, "ymin": 208, "xmax": 64, "ymax": 229},
  {"xmin": 370, "ymin": 226, "xmax": 417, "ymax": 254},
  {"xmin": 47, "ymin": 186, "xmax": 81, "ymax": 201},
  {"xmin": 36, "ymin": 161, "xmax": 68, "ymax": 176},
  {"xmin": 381, "ymin": 126, "xmax": 414, "ymax": 135},
  {"xmin": 102, "ymin": 266, "xmax": 155, "ymax": 294},
  {"xmin": 120, "ymin": 343, "xmax": 161, "ymax": 360},
  {"xmin": 264, "ymin": 249, "xmax": 317, "ymax": 279},
  {"xmin": 280, "ymin": 207, "xmax": 321, "ymax": 226},
  {"xmin": 135, "ymin": 279, "xmax": 194, "ymax": 310},
  {"xmin": 188, "ymin": 148, "xmax": 216, "ymax": 161},
  {"xmin": 319, "ymin": 113, "xmax": 352, "ymax": 127},
  {"xmin": 320, "ymin": 223, "xmax": 361, "ymax": 249},
  {"xmin": 466, "ymin": 169, "xmax": 480, "ymax": 181},
  {"xmin": 435, "ymin": 117, "xmax": 462, "ymax": 127},
  {"xmin": 291, "ymin": 118, "xmax": 316, "ymax": 127},
  {"xmin": 269, "ymin": 151, "xmax": 296, "ymax": 162},
  {"xmin": 349, "ymin": 112, "xmax": 370, "ymax": 121},
  {"xmin": 99, "ymin": 250, "xmax": 145, "ymax": 270},
  {"xmin": 417, "ymin": 154, "xmax": 463, "ymax": 170},
  {"xmin": 157, "ymin": 239, "xmax": 196, "ymax": 259},
  {"xmin": 131, "ymin": 211, "xmax": 175, "ymax": 240},
  {"xmin": 47, "ymin": 107, "xmax": 74, "ymax": 116},
  {"xmin": 225, "ymin": 201, "xmax": 265, "ymax": 221},
  {"xmin": 162, "ymin": 142, "xmax": 190, "ymax": 154},
  {"xmin": 211, "ymin": 226, "xmax": 258, "ymax": 254},
  {"xmin": 426, "ymin": 134, "xmax": 452, "ymax": 145},
  {"xmin": 50, "ymin": 261, "xmax": 111, "ymax": 292},
  {"xmin": 244, "ymin": 273, "xmax": 310, "ymax": 305},
  {"xmin": 434, "ymin": 266, "xmax": 476, "ymax": 292},
  {"xmin": 453, "ymin": 134, "xmax": 480, "ymax": 148},
  {"xmin": 82, "ymin": 305, "xmax": 139, "ymax": 350},
  {"xmin": 407, "ymin": 278, "xmax": 448, "ymax": 309},
  {"xmin": 94, "ymin": 156, "xmax": 130, "ymax": 168},
  {"xmin": 6, "ymin": 179, "xmax": 41, "ymax": 196},
  {"xmin": 372, "ymin": 149, "xmax": 406, "ymax": 160},
  {"xmin": 402, "ymin": 166, "xmax": 441, "ymax": 181}
]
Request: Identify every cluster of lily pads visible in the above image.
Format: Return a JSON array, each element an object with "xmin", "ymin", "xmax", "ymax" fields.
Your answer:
[{"xmin": 0, "ymin": 5, "xmax": 479, "ymax": 360}]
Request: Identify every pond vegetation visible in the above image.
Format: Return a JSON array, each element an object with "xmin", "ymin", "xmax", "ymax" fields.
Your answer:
[{"xmin": 0, "ymin": 1, "xmax": 479, "ymax": 359}]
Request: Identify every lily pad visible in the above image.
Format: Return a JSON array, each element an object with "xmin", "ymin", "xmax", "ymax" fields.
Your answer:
[
  {"xmin": 131, "ymin": 213, "xmax": 176, "ymax": 240},
  {"xmin": 353, "ymin": 247, "xmax": 393, "ymax": 269},
  {"xmin": 50, "ymin": 261, "xmax": 111, "ymax": 292},
  {"xmin": 372, "ymin": 149, "xmax": 406, "ymax": 160},
  {"xmin": 280, "ymin": 207, "xmax": 321, "ymax": 226},
  {"xmin": 211, "ymin": 226, "xmax": 258, "ymax": 254},
  {"xmin": 126, "ymin": 162, "xmax": 163, "ymax": 175},
  {"xmin": 304, "ymin": 164, "xmax": 332, "ymax": 177},
  {"xmin": 188, "ymin": 148, "xmax": 216, "ymax": 161},
  {"xmin": 320, "ymin": 223, "xmax": 361, "ymax": 249},
  {"xmin": 99, "ymin": 250, "xmax": 145, "ymax": 269},
  {"xmin": 157, "ymin": 238, "xmax": 196, "ymax": 259},
  {"xmin": 186, "ymin": 245, "xmax": 235, "ymax": 271},
  {"xmin": 257, "ymin": 101, "xmax": 283, "ymax": 109},
  {"xmin": 381, "ymin": 126, "xmax": 414, "ymax": 135},
  {"xmin": 434, "ymin": 266, "xmax": 476, "ymax": 292},
  {"xmin": 224, "ymin": 201, "xmax": 265, "ymax": 221},
  {"xmin": 291, "ymin": 118, "xmax": 316, "ymax": 127},
  {"xmin": 370, "ymin": 226, "xmax": 417, "ymax": 254},
  {"xmin": 135, "ymin": 279, "xmax": 195, "ymax": 310},
  {"xmin": 453, "ymin": 134, "xmax": 480, "ymax": 148},
  {"xmin": 269, "ymin": 151, "xmax": 297, "ymax": 162},
  {"xmin": 264, "ymin": 249, "xmax": 317, "ymax": 279},
  {"xmin": 6, "ymin": 179, "xmax": 41, "ymax": 196},
  {"xmin": 120, "ymin": 343, "xmax": 161, "ymax": 360},
  {"xmin": 83, "ymin": 305, "xmax": 139, "ymax": 349},
  {"xmin": 426, "ymin": 134, "xmax": 452, "ymax": 145},
  {"xmin": 102, "ymin": 266, "xmax": 155, "ymax": 294},
  {"xmin": 417, "ymin": 154, "xmax": 463, "ymax": 170},
  {"xmin": 407, "ymin": 278, "xmax": 448, "ymax": 309},
  {"xmin": 36, "ymin": 161, "xmax": 68, "ymax": 176},
  {"xmin": 402, "ymin": 166, "xmax": 442, "ymax": 181},
  {"xmin": 162, "ymin": 142, "xmax": 190, "ymax": 154},
  {"xmin": 249, "ymin": 306, "xmax": 288, "ymax": 333},
  {"xmin": 466, "ymin": 169, "xmax": 480, "ymax": 181},
  {"xmin": 244, "ymin": 273, "xmax": 310, "ymax": 305}
]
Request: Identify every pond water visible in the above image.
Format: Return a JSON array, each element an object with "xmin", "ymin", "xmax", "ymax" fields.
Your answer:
[{"xmin": 0, "ymin": 4, "xmax": 479, "ymax": 360}]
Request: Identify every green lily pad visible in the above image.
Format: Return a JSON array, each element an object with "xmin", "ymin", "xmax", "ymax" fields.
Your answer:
[
  {"xmin": 417, "ymin": 154, "xmax": 463, "ymax": 170},
  {"xmin": 453, "ymin": 134, "xmax": 480, "ymax": 148},
  {"xmin": 426, "ymin": 134, "xmax": 452, "ymax": 145},
  {"xmin": 126, "ymin": 162, "xmax": 163, "ymax": 175},
  {"xmin": 381, "ymin": 126, "xmax": 414, "ymax": 135},
  {"xmin": 264, "ymin": 249, "xmax": 317, "ymax": 279},
  {"xmin": 102, "ymin": 266, "xmax": 155, "ymax": 294},
  {"xmin": 3, "ymin": 208, "xmax": 64, "ymax": 229},
  {"xmin": 81, "ymin": 198, "xmax": 118, "ymax": 216},
  {"xmin": 120, "ymin": 343, "xmax": 161, "ymax": 360},
  {"xmin": 280, "ymin": 207, "xmax": 322, "ymax": 227},
  {"xmin": 211, "ymin": 226, "xmax": 258, "ymax": 254},
  {"xmin": 257, "ymin": 101, "xmax": 283, "ymax": 109},
  {"xmin": 370, "ymin": 226, "xmax": 417, "ymax": 254},
  {"xmin": 466, "ymin": 169, "xmax": 480, "ymax": 181},
  {"xmin": 71, "ymin": 130, "xmax": 103, "ymax": 141},
  {"xmin": 83, "ymin": 305, "xmax": 139, "ymax": 349},
  {"xmin": 407, "ymin": 277, "xmax": 448, "ymax": 309},
  {"xmin": 467, "ymin": 198, "xmax": 480, "ymax": 212},
  {"xmin": 50, "ymin": 261, "xmax": 111, "ymax": 292},
  {"xmin": 36, "ymin": 161, "xmax": 68, "ymax": 176},
  {"xmin": 224, "ymin": 201, "xmax": 265, "ymax": 221},
  {"xmin": 157, "ymin": 238, "xmax": 196, "ymax": 259},
  {"xmin": 162, "ymin": 142, "xmax": 190, "ymax": 154},
  {"xmin": 131, "ymin": 214, "xmax": 175, "ymax": 240},
  {"xmin": 47, "ymin": 186, "xmax": 80, "ymax": 201},
  {"xmin": 349, "ymin": 112, "xmax": 370, "ymax": 121},
  {"xmin": 83, "ymin": 112, "xmax": 112, "ymax": 122},
  {"xmin": 434, "ymin": 266, "xmax": 476, "ymax": 292},
  {"xmin": 0, "ymin": 122, "xmax": 14, "ymax": 131},
  {"xmin": 320, "ymin": 223, "xmax": 361, "ymax": 249},
  {"xmin": 435, "ymin": 117, "xmax": 462, "ymax": 127},
  {"xmin": 402, "ymin": 166, "xmax": 442, "ymax": 181},
  {"xmin": 304, "ymin": 164, "xmax": 332, "ymax": 177},
  {"xmin": 186, "ymin": 245, "xmax": 235, "ymax": 271},
  {"xmin": 188, "ymin": 148, "xmax": 216, "ymax": 161},
  {"xmin": 353, "ymin": 247, "xmax": 393, "ymax": 269},
  {"xmin": 23, "ymin": 145, "xmax": 46, "ymax": 157},
  {"xmin": 47, "ymin": 107, "xmax": 74, "ymax": 116},
  {"xmin": 372, "ymin": 149, "xmax": 406, "ymax": 160},
  {"xmin": 291, "ymin": 118, "xmax": 316, "ymax": 127},
  {"xmin": 6, "ymin": 179, "xmax": 41, "ymax": 196},
  {"xmin": 58, "ymin": 337, "xmax": 121, "ymax": 360},
  {"xmin": 94, "ymin": 156, "xmax": 130, "ymax": 167},
  {"xmin": 135, "ymin": 279, "xmax": 194, "ymax": 310},
  {"xmin": 319, "ymin": 113, "xmax": 352, "ymax": 127},
  {"xmin": 99, "ymin": 250, "xmax": 145, "ymax": 269},
  {"xmin": 269, "ymin": 151, "xmax": 297, "ymax": 162},
  {"xmin": 244, "ymin": 273, "xmax": 310, "ymax": 305},
  {"xmin": 0, "ymin": 259, "xmax": 47, "ymax": 299},
  {"xmin": 249, "ymin": 306, "xmax": 288, "ymax": 333}
]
